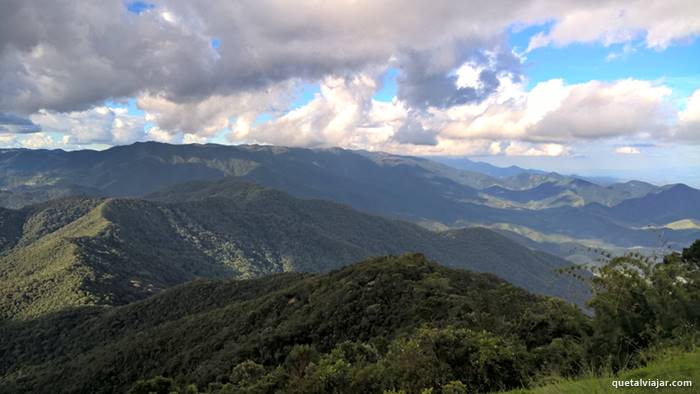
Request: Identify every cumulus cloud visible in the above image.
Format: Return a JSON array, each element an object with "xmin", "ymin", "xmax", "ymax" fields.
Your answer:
[
  {"xmin": 30, "ymin": 106, "xmax": 147, "ymax": 145},
  {"xmin": 439, "ymin": 77, "xmax": 673, "ymax": 144},
  {"xmin": 616, "ymin": 146, "xmax": 642, "ymax": 154},
  {"xmin": 239, "ymin": 74, "xmax": 379, "ymax": 147},
  {"xmin": 0, "ymin": 0, "xmax": 517, "ymax": 115},
  {"xmin": 0, "ymin": 113, "xmax": 41, "ymax": 133},
  {"xmin": 673, "ymin": 89, "xmax": 700, "ymax": 142},
  {"xmin": 0, "ymin": 0, "xmax": 698, "ymax": 153},
  {"xmin": 0, "ymin": 133, "xmax": 17, "ymax": 146},
  {"xmin": 504, "ymin": 141, "xmax": 569, "ymax": 156},
  {"xmin": 137, "ymin": 82, "xmax": 294, "ymax": 142},
  {"xmin": 527, "ymin": 0, "xmax": 700, "ymax": 51},
  {"xmin": 397, "ymin": 46, "xmax": 521, "ymax": 110},
  {"xmin": 18, "ymin": 133, "xmax": 69, "ymax": 149},
  {"xmin": 392, "ymin": 112, "xmax": 439, "ymax": 146},
  {"xmin": 4, "ymin": 0, "xmax": 696, "ymax": 116},
  {"xmin": 529, "ymin": 79, "xmax": 672, "ymax": 142}
]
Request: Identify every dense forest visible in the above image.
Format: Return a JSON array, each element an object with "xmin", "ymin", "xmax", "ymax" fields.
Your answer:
[{"xmin": 2, "ymin": 242, "xmax": 699, "ymax": 393}]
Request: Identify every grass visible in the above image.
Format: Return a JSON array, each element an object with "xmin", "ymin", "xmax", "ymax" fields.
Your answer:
[{"xmin": 505, "ymin": 348, "xmax": 700, "ymax": 393}]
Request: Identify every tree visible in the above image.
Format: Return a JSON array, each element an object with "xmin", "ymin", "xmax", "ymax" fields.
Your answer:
[
  {"xmin": 230, "ymin": 360, "xmax": 266, "ymax": 386},
  {"xmin": 682, "ymin": 240, "xmax": 700, "ymax": 267},
  {"xmin": 587, "ymin": 244, "xmax": 700, "ymax": 371},
  {"xmin": 128, "ymin": 376, "xmax": 177, "ymax": 394}
]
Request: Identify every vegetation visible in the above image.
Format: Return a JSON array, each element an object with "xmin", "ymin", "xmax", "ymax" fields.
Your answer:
[
  {"xmin": 0, "ymin": 254, "xmax": 589, "ymax": 393},
  {"xmin": 585, "ymin": 242, "xmax": 700, "ymax": 371},
  {"xmin": 120, "ymin": 240, "xmax": 699, "ymax": 394},
  {"xmin": 0, "ymin": 179, "xmax": 586, "ymax": 319},
  {"xmin": 506, "ymin": 348, "xmax": 700, "ymax": 394},
  {"xmin": 1, "ymin": 236, "xmax": 698, "ymax": 393}
]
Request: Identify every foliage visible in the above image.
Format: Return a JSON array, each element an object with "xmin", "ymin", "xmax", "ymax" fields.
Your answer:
[
  {"xmin": 0, "ymin": 254, "xmax": 588, "ymax": 393},
  {"xmin": 586, "ymin": 241, "xmax": 700, "ymax": 370},
  {"xmin": 506, "ymin": 347, "xmax": 700, "ymax": 394}
]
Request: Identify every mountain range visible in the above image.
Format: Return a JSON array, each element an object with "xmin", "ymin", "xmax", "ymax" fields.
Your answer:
[
  {"xmin": 0, "ymin": 178, "xmax": 586, "ymax": 320},
  {"xmin": 1, "ymin": 142, "xmax": 698, "ymax": 260}
]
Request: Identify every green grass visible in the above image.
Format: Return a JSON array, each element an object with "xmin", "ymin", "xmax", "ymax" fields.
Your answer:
[{"xmin": 506, "ymin": 349, "xmax": 700, "ymax": 393}]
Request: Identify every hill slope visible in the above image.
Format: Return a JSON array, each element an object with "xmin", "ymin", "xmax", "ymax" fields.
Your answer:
[
  {"xmin": 0, "ymin": 254, "xmax": 589, "ymax": 394},
  {"xmin": 507, "ymin": 349, "xmax": 700, "ymax": 394},
  {"xmin": 0, "ymin": 178, "xmax": 587, "ymax": 320}
]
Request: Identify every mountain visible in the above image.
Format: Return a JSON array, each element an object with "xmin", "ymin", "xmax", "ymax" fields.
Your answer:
[
  {"xmin": 430, "ymin": 156, "xmax": 545, "ymax": 178},
  {"xmin": 0, "ymin": 178, "xmax": 587, "ymax": 320},
  {"xmin": 0, "ymin": 142, "xmax": 694, "ymax": 254},
  {"xmin": 0, "ymin": 183, "xmax": 103, "ymax": 209},
  {"xmin": 0, "ymin": 254, "xmax": 589, "ymax": 394},
  {"xmin": 480, "ymin": 179, "xmax": 660, "ymax": 209},
  {"xmin": 483, "ymin": 182, "xmax": 566, "ymax": 204},
  {"xmin": 603, "ymin": 184, "xmax": 700, "ymax": 226}
]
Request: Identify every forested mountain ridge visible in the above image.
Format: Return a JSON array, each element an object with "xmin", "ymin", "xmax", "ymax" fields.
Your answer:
[
  {"xmin": 0, "ymin": 254, "xmax": 589, "ymax": 394},
  {"xmin": 0, "ymin": 178, "xmax": 586, "ymax": 320}
]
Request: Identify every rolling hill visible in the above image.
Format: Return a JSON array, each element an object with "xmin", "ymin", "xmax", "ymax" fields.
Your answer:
[
  {"xmin": 0, "ymin": 178, "xmax": 587, "ymax": 320},
  {"xmin": 0, "ymin": 254, "xmax": 589, "ymax": 394}
]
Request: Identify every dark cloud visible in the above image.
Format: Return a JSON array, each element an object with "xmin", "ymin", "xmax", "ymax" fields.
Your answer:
[
  {"xmin": 397, "ymin": 44, "xmax": 521, "ymax": 109},
  {"xmin": 392, "ymin": 112, "xmax": 438, "ymax": 145},
  {"xmin": 0, "ymin": 0, "xmax": 536, "ymax": 115},
  {"xmin": 0, "ymin": 113, "xmax": 41, "ymax": 133}
]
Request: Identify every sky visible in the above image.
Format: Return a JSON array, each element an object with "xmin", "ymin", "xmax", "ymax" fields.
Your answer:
[{"xmin": 0, "ymin": 1, "xmax": 699, "ymax": 185}]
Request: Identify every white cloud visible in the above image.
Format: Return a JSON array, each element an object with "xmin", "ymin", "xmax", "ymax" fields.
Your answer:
[
  {"xmin": 674, "ymin": 89, "xmax": 700, "ymax": 142},
  {"xmin": 137, "ymin": 84, "xmax": 294, "ymax": 142},
  {"xmin": 240, "ymin": 74, "xmax": 380, "ymax": 147},
  {"xmin": 439, "ymin": 77, "xmax": 672, "ymax": 146},
  {"xmin": 3, "ymin": 0, "xmax": 698, "ymax": 117},
  {"xmin": 1, "ymin": 0, "xmax": 698, "ymax": 155},
  {"xmin": 527, "ymin": 0, "xmax": 700, "ymax": 51},
  {"xmin": 0, "ymin": 133, "xmax": 17, "ymax": 146},
  {"xmin": 529, "ymin": 79, "xmax": 672, "ymax": 141},
  {"xmin": 145, "ymin": 127, "xmax": 176, "ymax": 143},
  {"xmin": 679, "ymin": 90, "xmax": 700, "ymax": 124},
  {"xmin": 616, "ymin": 146, "xmax": 641, "ymax": 154},
  {"xmin": 504, "ymin": 141, "xmax": 569, "ymax": 156},
  {"xmin": 29, "ymin": 106, "xmax": 147, "ymax": 145},
  {"xmin": 19, "ymin": 133, "xmax": 61, "ymax": 149},
  {"xmin": 183, "ymin": 133, "xmax": 207, "ymax": 144}
]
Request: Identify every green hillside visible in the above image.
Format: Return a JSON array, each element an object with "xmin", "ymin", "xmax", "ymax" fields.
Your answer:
[
  {"xmin": 0, "ymin": 198, "xmax": 107, "ymax": 319},
  {"xmin": 0, "ymin": 179, "xmax": 587, "ymax": 320},
  {"xmin": 0, "ymin": 254, "xmax": 589, "ymax": 394},
  {"xmin": 506, "ymin": 348, "xmax": 699, "ymax": 394}
]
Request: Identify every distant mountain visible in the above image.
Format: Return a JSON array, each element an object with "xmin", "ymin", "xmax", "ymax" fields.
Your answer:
[
  {"xmin": 483, "ymin": 182, "xmax": 566, "ymax": 204},
  {"xmin": 480, "ymin": 178, "xmax": 659, "ymax": 209},
  {"xmin": 0, "ymin": 183, "xmax": 102, "ymax": 209},
  {"xmin": 603, "ymin": 184, "xmax": 700, "ymax": 226},
  {"xmin": 0, "ymin": 178, "xmax": 586, "ymax": 320},
  {"xmin": 0, "ymin": 143, "xmax": 489, "ymax": 218},
  {"xmin": 0, "ymin": 254, "xmax": 588, "ymax": 394},
  {"xmin": 430, "ymin": 156, "xmax": 545, "ymax": 178},
  {"xmin": 0, "ymin": 142, "xmax": 694, "ymax": 253}
]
